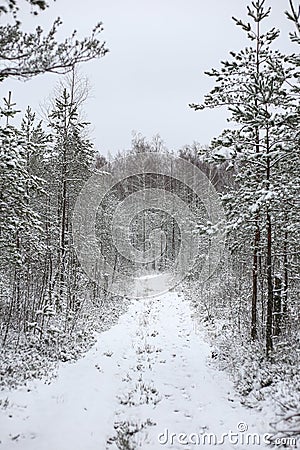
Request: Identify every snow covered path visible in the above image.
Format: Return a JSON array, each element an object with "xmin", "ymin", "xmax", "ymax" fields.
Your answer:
[{"xmin": 0, "ymin": 282, "xmax": 269, "ymax": 449}]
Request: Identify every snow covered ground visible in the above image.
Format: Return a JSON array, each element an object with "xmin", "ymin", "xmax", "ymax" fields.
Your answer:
[{"xmin": 0, "ymin": 278, "xmax": 272, "ymax": 449}]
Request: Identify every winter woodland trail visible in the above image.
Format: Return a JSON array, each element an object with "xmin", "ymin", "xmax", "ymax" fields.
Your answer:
[{"xmin": 0, "ymin": 277, "xmax": 269, "ymax": 449}]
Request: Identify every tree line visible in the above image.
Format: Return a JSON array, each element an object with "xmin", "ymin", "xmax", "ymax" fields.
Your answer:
[
  {"xmin": 0, "ymin": 0, "xmax": 299, "ymax": 389},
  {"xmin": 0, "ymin": 1, "xmax": 109, "ymax": 348}
]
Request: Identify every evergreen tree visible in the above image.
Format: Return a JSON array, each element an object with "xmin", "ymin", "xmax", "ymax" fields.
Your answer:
[
  {"xmin": 190, "ymin": 0, "xmax": 299, "ymax": 355},
  {"xmin": 47, "ymin": 82, "xmax": 96, "ymax": 325},
  {"xmin": 0, "ymin": 0, "xmax": 108, "ymax": 81},
  {"xmin": 0, "ymin": 95, "xmax": 47, "ymax": 342}
]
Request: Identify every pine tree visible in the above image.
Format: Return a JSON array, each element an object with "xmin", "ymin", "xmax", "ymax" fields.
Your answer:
[
  {"xmin": 47, "ymin": 80, "xmax": 96, "ymax": 327},
  {"xmin": 0, "ymin": 1, "xmax": 108, "ymax": 81},
  {"xmin": 190, "ymin": 0, "xmax": 298, "ymax": 355},
  {"xmin": 0, "ymin": 95, "xmax": 47, "ymax": 342}
]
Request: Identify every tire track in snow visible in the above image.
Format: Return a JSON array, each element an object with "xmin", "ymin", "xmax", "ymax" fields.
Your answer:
[
  {"xmin": 0, "ymin": 280, "xmax": 269, "ymax": 450},
  {"xmin": 106, "ymin": 284, "xmax": 269, "ymax": 449}
]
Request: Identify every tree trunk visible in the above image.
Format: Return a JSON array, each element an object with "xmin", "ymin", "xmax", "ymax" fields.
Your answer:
[
  {"xmin": 283, "ymin": 230, "xmax": 288, "ymax": 317},
  {"xmin": 273, "ymin": 275, "xmax": 282, "ymax": 336},
  {"xmin": 266, "ymin": 214, "xmax": 273, "ymax": 356},
  {"xmin": 251, "ymin": 224, "xmax": 260, "ymax": 340}
]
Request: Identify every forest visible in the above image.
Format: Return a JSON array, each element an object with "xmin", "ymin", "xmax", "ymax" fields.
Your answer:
[{"xmin": 0, "ymin": 0, "xmax": 299, "ymax": 448}]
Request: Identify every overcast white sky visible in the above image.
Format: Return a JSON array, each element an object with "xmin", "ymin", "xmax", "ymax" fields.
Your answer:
[{"xmin": 2, "ymin": 0, "xmax": 295, "ymax": 156}]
